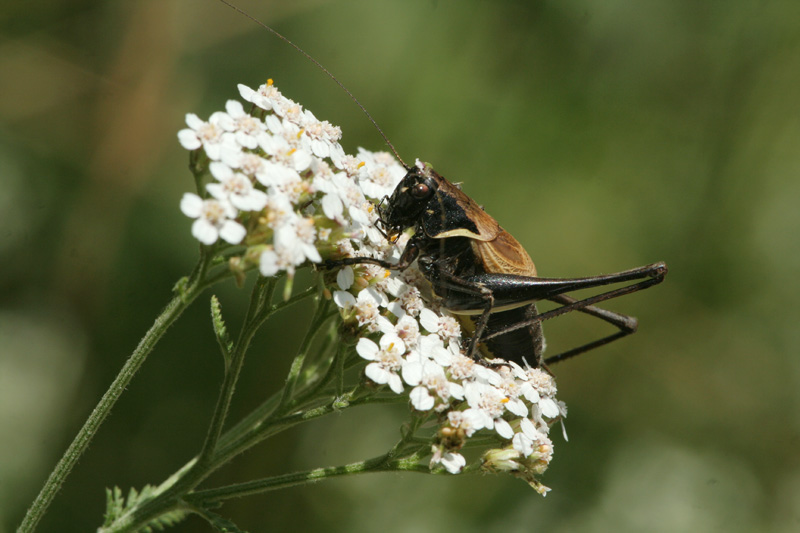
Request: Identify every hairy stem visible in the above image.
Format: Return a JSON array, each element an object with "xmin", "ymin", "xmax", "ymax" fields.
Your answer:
[
  {"xmin": 198, "ymin": 276, "xmax": 278, "ymax": 464},
  {"xmin": 186, "ymin": 455, "xmax": 396, "ymax": 503},
  {"xmin": 19, "ymin": 252, "xmax": 222, "ymax": 533}
]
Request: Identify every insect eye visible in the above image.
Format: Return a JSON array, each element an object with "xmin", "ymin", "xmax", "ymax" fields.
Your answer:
[{"xmin": 411, "ymin": 183, "xmax": 430, "ymax": 198}]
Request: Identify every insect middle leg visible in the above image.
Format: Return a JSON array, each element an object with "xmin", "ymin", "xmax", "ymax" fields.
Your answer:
[{"xmin": 423, "ymin": 269, "xmax": 497, "ymax": 360}]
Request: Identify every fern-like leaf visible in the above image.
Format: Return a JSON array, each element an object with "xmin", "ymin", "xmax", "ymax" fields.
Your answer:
[
  {"xmin": 210, "ymin": 295, "xmax": 233, "ymax": 369},
  {"xmin": 101, "ymin": 484, "xmax": 190, "ymax": 532}
]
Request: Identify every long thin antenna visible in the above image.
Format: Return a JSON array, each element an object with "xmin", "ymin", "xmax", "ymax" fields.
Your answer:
[{"xmin": 216, "ymin": 0, "xmax": 408, "ymax": 168}]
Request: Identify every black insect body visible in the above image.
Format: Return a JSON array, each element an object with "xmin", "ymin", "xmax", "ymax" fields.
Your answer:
[
  {"xmin": 379, "ymin": 165, "xmax": 546, "ymax": 365},
  {"xmin": 336, "ymin": 163, "xmax": 667, "ymax": 368}
]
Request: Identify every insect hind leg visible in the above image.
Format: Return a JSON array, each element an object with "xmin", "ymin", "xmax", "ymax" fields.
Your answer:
[
  {"xmin": 542, "ymin": 294, "xmax": 637, "ymax": 365},
  {"xmin": 480, "ymin": 262, "xmax": 666, "ymax": 363}
]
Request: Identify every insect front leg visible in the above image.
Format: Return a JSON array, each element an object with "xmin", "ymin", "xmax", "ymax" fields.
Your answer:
[{"xmin": 323, "ymin": 235, "xmax": 424, "ymax": 271}]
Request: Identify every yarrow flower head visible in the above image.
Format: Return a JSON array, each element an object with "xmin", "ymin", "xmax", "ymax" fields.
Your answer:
[{"xmin": 178, "ymin": 79, "xmax": 565, "ymax": 493}]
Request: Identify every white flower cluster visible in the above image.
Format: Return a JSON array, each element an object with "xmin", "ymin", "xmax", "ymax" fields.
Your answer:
[
  {"xmin": 177, "ymin": 80, "xmax": 564, "ymax": 492},
  {"xmin": 178, "ymin": 79, "xmax": 397, "ymax": 278},
  {"xmin": 333, "ymin": 264, "xmax": 564, "ymax": 489}
]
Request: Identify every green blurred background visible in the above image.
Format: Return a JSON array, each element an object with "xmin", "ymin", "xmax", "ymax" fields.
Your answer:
[{"xmin": 3, "ymin": 0, "xmax": 799, "ymax": 531}]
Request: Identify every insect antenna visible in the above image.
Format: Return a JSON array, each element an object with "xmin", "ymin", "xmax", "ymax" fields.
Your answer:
[{"xmin": 216, "ymin": 0, "xmax": 408, "ymax": 168}]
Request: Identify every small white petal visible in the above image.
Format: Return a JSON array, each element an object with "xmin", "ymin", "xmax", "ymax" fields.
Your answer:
[
  {"xmin": 356, "ymin": 287, "xmax": 380, "ymax": 306},
  {"xmin": 494, "ymin": 418, "xmax": 514, "ymax": 440},
  {"xmin": 356, "ymin": 338, "xmax": 379, "ymax": 361},
  {"xmin": 419, "ymin": 308, "xmax": 440, "ymax": 332},
  {"xmin": 386, "ymin": 301, "xmax": 406, "ymax": 319},
  {"xmin": 329, "ymin": 144, "xmax": 346, "ymax": 167},
  {"xmin": 210, "ymin": 110, "xmax": 234, "ymax": 131},
  {"xmin": 303, "ymin": 244, "xmax": 322, "ymax": 264},
  {"xmin": 219, "ymin": 138, "xmax": 244, "ymax": 167},
  {"xmin": 410, "ymin": 387, "xmax": 434, "ymax": 411},
  {"xmin": 291, "ymin": 148, "xmax": 312, "ymax": 171},
  {"xmin": 209, "ymin": 161, "xmax": 234, "ymax": 181},
  {"xmin": 539, "ymin": 398, "xmax": 560, "ymax": 419},
  {"xmin": 387, "ymin": 373, "xmax": 404, "ymax": 394},
  {"xmin": 337, "ymin": 266, "xmax": 354, "ymax": 290},
  {"xmin": 521, "ymin": 385, "xmax": 541, "ymax": 404},
  {"xmin": 205, "ymin": 183, "xmax": 226, "ymax": 201},
  {"xmin": 375, "ymin": 316, "xmax": 395, "ymax": 334},
  {"xmin": 440, "ymin": 452, "xmax": 466, "ymax": 474},
  {"xmin": 225, "ymin": 99, "xmax": 245, "ymax": 116},
  {"xmin": 383, "ymin": 277, "xmax": 405, "ymax": 297},
  {"xmin": 236, "ymin": 131, "xmax": 259, "ymax": 149},
  {"xmin": 349, "ymin": 205, "xmax": 370, "ymax": 224},
  {"xmin": 401, "ymin": 361, "xmax": 423, "ymax": 386},
  {"xmin": 256, "ymin": 161, "xmax": 300, "ymax": 186},
  {"xmin": 237, "ymin": 84, "xmax": 256, "ymax": 103},
  {"xmin": 505, "ymin": 398, "xmax": 528, "ymax": 417},
  {"xmin": 192, "ymin": 219, "xmax": 219, "ymax": 245},
  {"xmin": 259, "ymin": 250, "xmax": 279, "ymax": 276},
  {"xmin": 418, "ymin": 335, "xmax": 452, "ymax": 365},
  {"xmin": 185, "ymin": 113, "xmax": 203, "ymax": 129},
  {"xmin": 220, "ymin": 198, "xmax": 239, "ymax": 219},
  {"xmin": 512, "ymin": 432, "xmax": 534, "ymax": 457},
  {"xmin": 235, "ymin": 188, "xmax": 268, "ymax": 212},
  {"xmin": 448, "ymin": 382, "xmax": 464, "ymax": 400},
  {"xmin": 321, "ymin": 193, "xmax": 343, "ymax": 219},
  {"xmin": 180, "ymin": 193, "xmax": 203, "ymax": 217},
  {"xmin": 520, "ymin": 417, "xmax": 538, "ymax": 439},
  {"xmin": 204, "ymin": 141, "xmax": 222, "ymax": 160},
  {"xmin": 333, "ymin": 290, "xmax": 355, "ymax": 309},
  {"xmin": 310, "ymin": 138, "xmax": 329, "ymax": 158},
  {"xmin": 265, "ymin": 114, "xmax": 282, "ymax": 133},
  {"xmin": 364, "ymin": 362, "xmax": 388, "ymax": 383},
  {"xmin": 219, "ymin": 220, "xmax": 246, "ymax": 244},
  {"xmin": 462, "ymin": 408, "xmax": 489, "ymax": 432},
  {"xmin": 473, "ymin": 366, "xmax": 503, "ymax": 386},
  {"xmin": 177, "ymin": 129, "xmax": 201, "ymax": 150}
]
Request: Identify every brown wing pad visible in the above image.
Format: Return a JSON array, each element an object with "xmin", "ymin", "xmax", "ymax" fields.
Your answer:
[{"xmin": 471, "ymin": 229, "xmax": 537, "ymax": 276}]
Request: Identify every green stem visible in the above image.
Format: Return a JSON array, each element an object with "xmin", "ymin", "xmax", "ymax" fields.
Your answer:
[
  {"xmin": 197, "ymin": 276, "xmax": 277, "ymax": 465},
  {"xmin": 185, "ymin": 438, "xmax": 435, "ymax": 506},
  {"xmin": 18, "ymin": 253, "xmax": 221, "ymax": 533},
  {"xmin": 185, "ymin": 455, "xmax": 407, "ymax": 504},
  {"xmin": 211, "ymin": 285, "xmax": 321, "ymax": 449},
  {"xmin": 311, "ymin": 334, "xmax": 350, "ymax": 399},
  {"xmin": 278, "ymin": 288, "xmax": 330, "ymax": 409},
  {"xmin": 202, "ymin": 387, "xmax": 402, "ymax": 478},
  {"xmin": 210, "ymin": 393, "xmax": 363, "ymax": 467}
]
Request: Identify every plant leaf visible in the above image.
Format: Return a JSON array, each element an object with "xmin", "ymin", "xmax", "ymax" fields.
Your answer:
[{"xmin": 210, "ymin": 295, "xmax": 233, "ymax": 368}]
